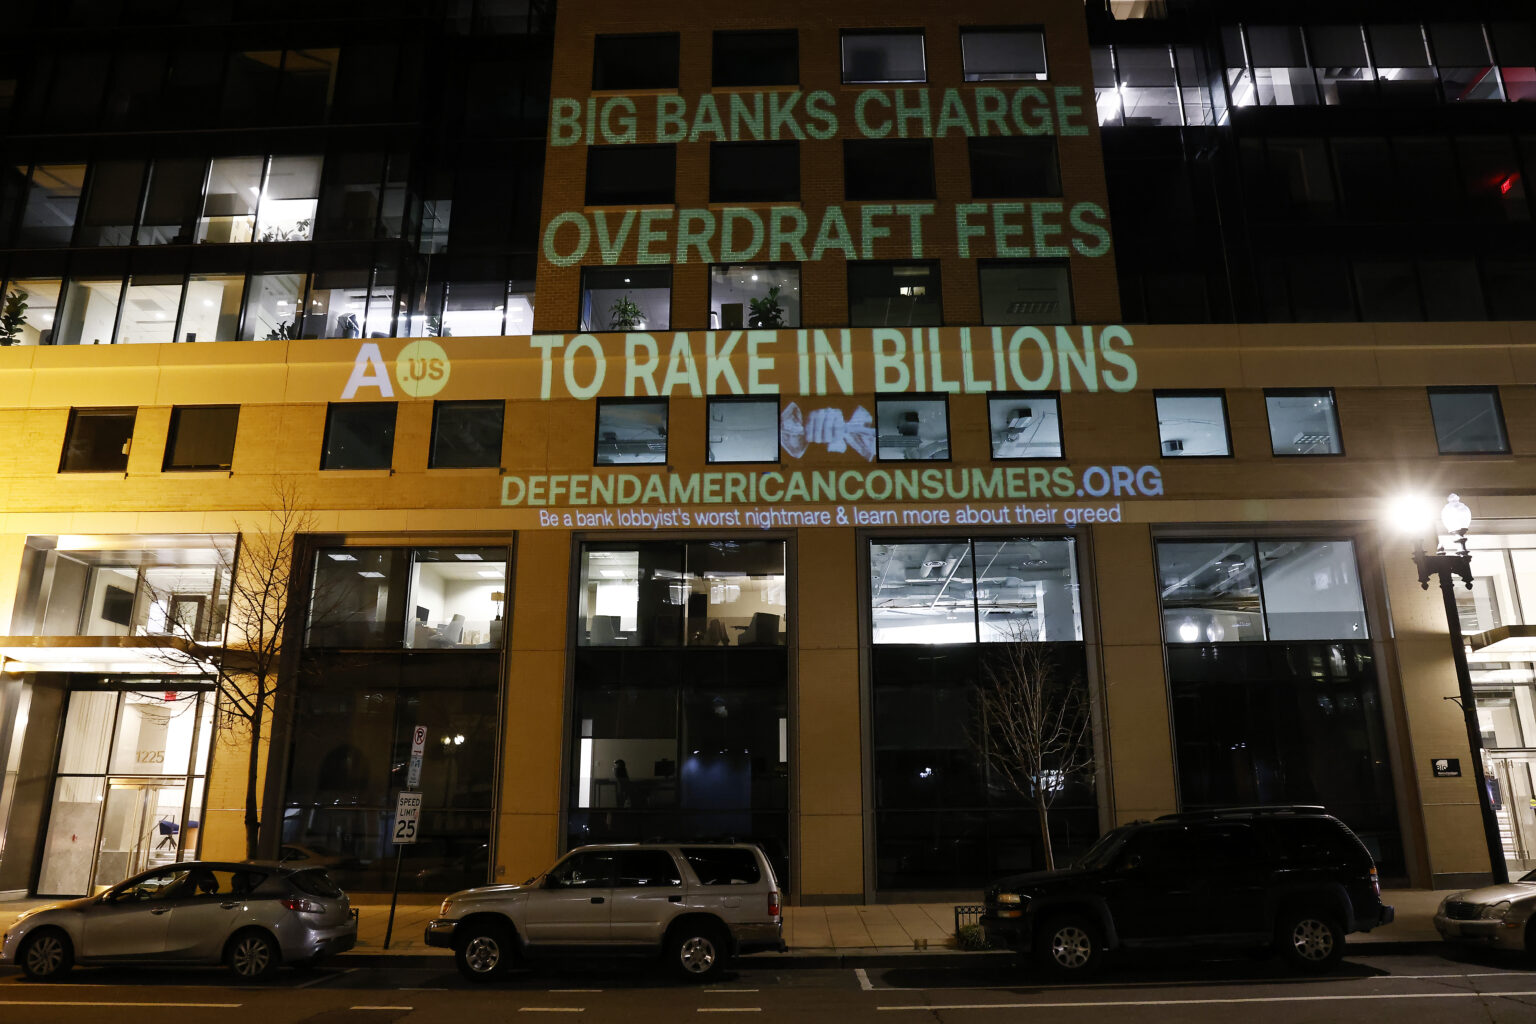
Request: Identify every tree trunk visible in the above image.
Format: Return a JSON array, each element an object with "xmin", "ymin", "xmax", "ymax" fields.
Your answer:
[
  {"xmin": 244, "ymin": 694, "xmax": 264, "ymax": 860},
  {"xmin": 1037, "ymin": 792, "xmax": 1055, "ymax": 872}
]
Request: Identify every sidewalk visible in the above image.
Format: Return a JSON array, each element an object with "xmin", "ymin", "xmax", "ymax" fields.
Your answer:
[{"xmin": 0, "ymin": 888, "xmax": 1454, "ymax": 961}]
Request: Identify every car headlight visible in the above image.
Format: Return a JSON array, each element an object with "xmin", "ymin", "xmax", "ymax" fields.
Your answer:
[
  {"xmin": 1480, "ymin": 900, "xmax": 1511, "ymax": 920},
  {"xmin": 995, "ymin": 893, "xmax": 1022, "ymax": 905},
  {"xmin": 440, "ymin": 899, "xmax": 454, "ymax": 917}
]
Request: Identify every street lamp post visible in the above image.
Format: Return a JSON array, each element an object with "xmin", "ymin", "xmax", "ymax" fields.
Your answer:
[{"xmin": 1408, "ymin": 493, "xmax": 1508, "ymax": 885}]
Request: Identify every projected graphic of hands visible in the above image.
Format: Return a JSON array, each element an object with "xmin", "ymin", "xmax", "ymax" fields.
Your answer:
[{"xmin": 780, "ymin": 402, "xmax": 875, "ymax": 461}]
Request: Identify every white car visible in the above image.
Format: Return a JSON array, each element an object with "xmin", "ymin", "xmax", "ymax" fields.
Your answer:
[
  {"xmin": 1433, "ymin": 869, "xmax": 1536, "ymax": 954},
  {"xmin": 425, "ymin": 843, "xmax": 784, "ymax": 981}
]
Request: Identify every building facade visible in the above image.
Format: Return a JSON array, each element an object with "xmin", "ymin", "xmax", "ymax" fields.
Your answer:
[{"xmin": 0, "ymin": 0, "xmax": 1532, "ymax": 901}]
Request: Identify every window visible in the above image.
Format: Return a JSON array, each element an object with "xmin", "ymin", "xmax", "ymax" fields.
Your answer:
[
  {"xmin": 255, "ymin": 156, "xmax": 321, "ymax": 242},
  {"xmin": 182, "ymin": 274, "xmax": 244, "ymax": 343},
  {"xmin": 870, "ymin": 537, "xmax": 1082, "ymax": 644},
  {"xmin": 961, "ymin": 28, "xmax": 1048, "ymax": 81},
  {"xmin": 586, "ymin": 145, "xmax": 676, "ymax": 206},
  {"xmin": 713, "ymin": 30, "xmax": 797, "ymax": 87},
  {"xmin": 322, "ymin": 402, "xmax": 396, "ymax": 470},
  {"xmin": 1265, "ymin": 389, "xmax": 1343, "ymax": 455},
  {"xmin": 241, "ymin": 273, "xmax": 304, "ymax": 340},
  {"xmin": 17, "ymin": 164, "xmax": 86, "ymax": 248},
  {"xmin": 616, "ymin": 850, "xmax": 682, "ymax": 888},
  {"xmin": 1431, "ymin": 23, "xmax": 1503, "ymax": 102},
  {"xmin": 55, "ymin": 278, "xmax": 124, "ymax": 346},
  {"xmin": 979, "ymin": 260, "xmax": 1072, "ymax": 325},
  {"xmin": 197, "ymin": 156, "xmax": 264, "ymax": 243},
  {"xmin": 710, "ymin": 264, "xmax": 799, "ymax": 329},
  {"xmin": 115, "ymin": 275, "xmax": 182, "ymax": 344},
  {"xmin": 1428, "ymin": 387, "xmax": 1509, "ymax": 454},
  {"xmin": 988, "ymin": 394, "xmax": 1061, "ymax": 459},
  {"xmin": 594, "ymin": 33, "xmax": 679, "ymax": 90},
  {"xmin": 1308, "ymin": 25, "xmax": 1372, "ymax": 105},
  {"xmin": 301, "ymin": 270, "xmax": 374, "ymax": 340},
  {"xmin": 841, "ymin": 30, "xmax": 925, "ymax": 84},
  {"xmin": 710, "ymin": 142, "xmax": 799, "ymax": 203},
  {"xmin": 707, "ymin": 398, "xmax": 779, "ymax": 464},
  {"xmin": 1155, "ymin": 391, "xmax": 1231, "ymax": 457},
  {"xmin": 595, "ymin": 399, "xmax": 667, "ymax": 465},
  {"xmin": 137, "ymin": 157, "xmax": 205, "ymax": 245},
  {"xmin": 968, "ymin": 137, "xmax": 1060, "ymax": 198},
  {"xmin": 1116, "ymin": 46, "xmax": 1181, "ymax": 126},
  {"xmin": 848, "ymin": 261, "xmax": 941, "ymax": 327},
  {"xmin": 164, "ymin": 406, "xmax": 239, "ymax": 470},
  {"xmin": 581, "ymin": 266, "xmax": 671, "ymax": 332},
  {"xmin": 1156, "ymin": 539, "xmax": 1368, "ymax": 643},
  {"xmin": 1368, "ymin": 24, "xmax": 1437, "ymax": 101},
  {"xmin": 309, "ymin": 546, "xmax": 507, "ymax": 650},
  {"xmin": 875, "ymin": 396, "xmax": 949, "ymax": 461},
  {"xmin": 844, "ymin": 140, "xmax": 934, "ymax": 201},
  {"xmin": 1, "ymin": 279, "xmax": 61, "ymax": 344},
  {"xmin": 61, "ymin": 408, "xmax": 135, "ymax": 473},
  {"xmin": 78, "ymin": 159, "xmax": 146, "ymax": 246},
  {"xmin": 430, "ymin": 400, "xmax": 504, "ymax": 469},
  {"xmin": 682, "ymin": 847, "xmax": 761, "ymax": 885}
]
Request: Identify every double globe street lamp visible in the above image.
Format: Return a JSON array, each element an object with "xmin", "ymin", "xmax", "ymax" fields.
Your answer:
[{"xmin": 1398, "ymin": 493, "xmax": 1508, "ymax": 885}]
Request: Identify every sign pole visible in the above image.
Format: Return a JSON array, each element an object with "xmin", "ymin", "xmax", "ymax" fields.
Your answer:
[
  {"xmin": 383, "ymin": 845, "xmax": 405, "ymax": 950},
  {"xmin": 384, "ymin": 727, "xmax": 428, "ymax": 951}
]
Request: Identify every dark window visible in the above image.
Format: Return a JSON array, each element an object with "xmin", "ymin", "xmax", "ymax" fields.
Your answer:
[
  {"xmin": 18, "ymin": 164, "xmax": 86, "ymax": 248},
  {"xmin": 961, "ymin": 28, "xmax": 1048, "ymax": 81},
  {"xmin": 586, "ymin": 145, "xmax": 676, "ymax": 206},
  {"xmin": 550, "ymin": 850, "xmax": 618, "ymax": 888},
  {"xmin": 713, "ymin": 30, "xmax": 798, "ymax": 87},
  {"xmin": 848, "ymin": 261, "xmax": 941, "ymax": 327},
  {"xmin": 79, "ymin": 160, "xmax": 147, "ymax": 246},
  {"xmin": 164, "ymin": 406, "xmax": 239, "ymax": 470},
  {"xmin": 842, "ymin": 30, "xmax": 926, "ymax": 84},
  {"xmin": 594, "ymin": 34, "xmax": 679, "ymax": 91},
  {"xmin": 875, "ymin": 396, "xmax": 949, "ymax": 461},
  {"xmin": 844, "ymin": 140, "xmax": 934, "ymax": 201},
  {"xmin": 1352, "ymin": 262, "xmax": 1421, "ymax": 321},
  {"xmin": 430, "ymin": 400, "xmax": 504, "ymax": 469},
  {"xmin": 1484, "ymin": 260, "xmax": 1536, "ymax": 319},
  {"xmin": 1428, "ymin": 388, "xmax": 1509, "ymax": 454},
  {"xmin": 979, "ymin": 260, "xmax": 1072, "ymax": 325},
  {"xmin": 710, "ymin": 142, "xmax": 799, "ymax": 203},
  {"xmin": 615, "ymin": 850, "xmax": 683, "ymax": 887},
  {"xmin": 315, "ymin": 152, "xmax": 386, "ymax": 240},
  {"xmin": 322, "ymin": 403, "xmax": 396, "ymax": 470},
  {"xmin": 137, "ymin": 157, "xmax": 206, "ymax": 245},
  {"xmin": 682, "ymin": 848, "xmax": 761, "ymax": 885},
  {"xmin": 595, "ymin": 399, "xmax": 668, "ymax": 465},
  {"xmin": 61, "ymin": 408, "xmax": 135, "ymax": 473},
  {"xmin": 1420, "ymin": 260, "xmax": 1486, "ymax": 320},
  {"xmin": 581, "ymin": 266, "xmax": 672, "ymax": 332},
  {"xmin": 968, "ymin": 137, "xmax": 1060, "ymax": 198},
  {"xmin": 707, "ymin": 398, "xmax": 780, "ymax": 464}
]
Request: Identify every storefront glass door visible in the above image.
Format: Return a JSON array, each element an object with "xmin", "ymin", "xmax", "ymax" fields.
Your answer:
[{"xmin": 92, "ymin": 779, "xmax": 189, "ymax": 889}]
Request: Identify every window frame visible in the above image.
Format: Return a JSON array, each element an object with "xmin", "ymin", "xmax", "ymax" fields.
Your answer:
[
  {"xmin": 580, "ymin": 265, "xmax": 673, "ymax": 333},
  {"xmin": 840, "ymin": 28, "xmax": 928, "ymax": 85},
  {"xmin": 428, "ymin": 399, "xmax": 506, "ymax": 470},
  {"xmin": 594, "ymin": 397, "xmax": 670, "ymax": 467},
  {"xmin": 843, "ymin": 138, "xmax": 936, "ymax": 202},
  {"xmin": 966, "ymin": 136, "xmax": 1062, "ymax": 199},
  {"xmin": 708, "ymin": 141, "xmax": 800, "ymax": 204},
  {"xmin": 592, "ymin": 33, "xmax": 681, "ymax": 91},
  {"xmin": 59, "ymin": 407, "xmax": 137, "ymax": 474},
  {"xmin": 1426, "ymin": 385, "xmax": 1511, "ymax": 455},
  {"xmin": 1153, "ymin": 389, "xmax": 1234, "ymax": 459},
  {"xmin": 986, "ymin": 391, "xmax": 1064, "ymax": 461},
  {"xmin": 712, "ymin": 29, "xmax": 799, "ymax": 88},
  {"xmin": 959, "ymin": 25, "xmax": 1050, "ymax": 82},
  {"xmin": 320, "ymin": 401, "xmax": 397, "ymax": 471},
  {"xmin": 847, "ymin": 259, "xmax": 945, "ymax": 328},
  {"xmin": 706, "ymin": 396, "xmax": 782, "ymax": 466},
  {"xmin": 162, "ymin": 404, "xmax": 240, "ymax": 471},
  {"xmin": 1263, "ymin": 387, "xmax": 1345, "ymax": 457},
  {"xmin": 977, "ymin": 258, "xmax": 1074, "ymax": 327},
  {"xmin": 874, "ymin": 393, "xmax": 952, "ymax": 464},
  {"xmin": 708, "ymin": 262, "xmax": 802, "ymax": 330},
  {"xmin": 585, "ymin": 144, "xmax": 677, "ymax": 207}
]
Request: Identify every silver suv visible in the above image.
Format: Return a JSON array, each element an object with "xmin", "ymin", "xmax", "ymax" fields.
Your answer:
[{"xmin": 426, "ymin": 843, "xmax": 784, "ymax": 981}]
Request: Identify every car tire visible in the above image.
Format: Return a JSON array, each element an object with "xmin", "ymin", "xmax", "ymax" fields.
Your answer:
[
  {"xmin": 667, "ymin": 920, "xmax": 729, "ymax": 982},
  {"xmin": 225, "ymin": 929, "xmax": 280, "ymax": 981},
  {"xmin": 1276, "ymin": 908, "xmax": 1345, "ymax": 972},
  {"xmin": 19, "ymin": 928, "xmax": 73, "ymax": 981},
  {"xmin": 1034, "ymin": 914, "xmax": 1105, "ymax": 979},
  {"xmin": 455, "ymin": 922, "xmax": 515, "ymax": 982}
]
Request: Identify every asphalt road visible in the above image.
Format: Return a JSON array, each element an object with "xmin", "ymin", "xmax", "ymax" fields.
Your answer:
[{"xmin": 2, "ymin": 950, "xmax": 1534, "ymax": 1023}]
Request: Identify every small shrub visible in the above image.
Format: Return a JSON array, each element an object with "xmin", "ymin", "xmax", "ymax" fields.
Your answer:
[{"xmin": 954, "ymin": 923, "xmax": 991, "ymax": 951}]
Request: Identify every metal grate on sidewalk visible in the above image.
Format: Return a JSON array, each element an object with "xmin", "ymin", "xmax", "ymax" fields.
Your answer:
[{"xmin": 953, "ymin": 903, "xmax": 985, "ymax": 932}]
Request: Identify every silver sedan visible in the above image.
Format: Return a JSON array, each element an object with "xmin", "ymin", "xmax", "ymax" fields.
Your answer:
[
  {"xmin": 1, "ymin": 861, "xmax": 357, "ymax": 980},
  {"xmin": 1433, "ymin": 869, "xmax": 1536, "ymax": 953}
]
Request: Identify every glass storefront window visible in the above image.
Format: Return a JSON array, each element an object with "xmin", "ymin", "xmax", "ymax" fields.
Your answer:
[
  {"xmin": 309, "ymin": 547, "xmax": 510, "ymax": 650},
  {"xmin": 31, "ymin": 541, "xmax": 233, "ymax": 641},
  {"xmin": 973, "ymin": 539, "xmax": 1081, "ymax": 642},
  {"xmin": 988, "ymin": 393, "xmax": 1062, "ymax": 459},
  {"xmin": 706, "ymin": 398, "xmax": 779, "ymax": 464},
  {"xmin": 196, "ymin": 157, "xmax": 263, "ymax": 243},
  {"xmin": 872, "ymin": 541, "xmax": 976, "ymax": 644},
  {"xmin": 1157, "ymin": 540, "xmax": 1265, "ymax": 643},
  {"xmin": 1257, "ymin": 540, "xmax": 1367, "ymax": 641},
  {"xmin": 309, "ymin": 548, "xmax": 408, "ymax": 648},
  {"xmin": 875, "ymin": 397, "xmax": 949, "ymax": 461},
  {"xmin": 57, "ymin": 691, "xmax": 116, "ymax": 774}
]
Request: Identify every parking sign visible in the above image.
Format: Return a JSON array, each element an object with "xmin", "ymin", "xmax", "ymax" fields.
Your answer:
[
  {"xmin": 407, "ymin": 726, "xmax": 427, "ymax": 789},
  {"xmin": 393, "ymin": 791, "xmax": 422, "ymax": 844}
]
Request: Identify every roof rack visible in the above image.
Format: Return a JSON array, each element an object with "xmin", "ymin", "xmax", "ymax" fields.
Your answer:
[{"xmin": 1154, "ymin": 805, "xmax": 1327, "ymax": 822}]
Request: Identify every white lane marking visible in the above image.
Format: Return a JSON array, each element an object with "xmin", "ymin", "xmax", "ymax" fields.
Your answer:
[
  {"xmin": 876, "ymin": 990, "xmax": 1536, "ymax": 1011},
  {"xmin": 703, "ymin": 989, "xmax": 760, "ymax": 993},
  {"xmin": 297, "ymin": 966, "xmax": 355, "ymax": 989},
  {"xmin": 855, "ymin": 968, "xmax": 873, "ymax": 992},
  {"xmin": 548, "ymin": 988, "xmax": 602, "ymax": 992},
  {"xmin": 0, "ymin": 1007, "xmax": 241, "ymax": 1013},
  {"xmin": 350, "ymin": 1006, "xmax": 413, "ymax": 1011},
  {"xmin": 869, "ymin": 970, "xmax": 1527, "ymax": 993},
  {"xmin": 518, "ymin": 1008, "xmax": 585, "ymax": 1013},
  {"xmin": 697, "ymin": 1009, "xmax": 762, "ymax": 1013}
]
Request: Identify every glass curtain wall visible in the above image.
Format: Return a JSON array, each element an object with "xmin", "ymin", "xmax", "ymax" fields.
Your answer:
[
  {"xmin": 868, "ymin": 536, "xmax": 1094, "ymax": 889},
  {"xmin": 570, "ymin": 541, "xmax": 789, "ymax": 884}
]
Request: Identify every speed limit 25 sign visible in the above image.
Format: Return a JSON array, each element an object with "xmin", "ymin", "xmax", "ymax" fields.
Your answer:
[{"xmin": 393, "ymin": 791, "xmax": 423, "ymax": 844}]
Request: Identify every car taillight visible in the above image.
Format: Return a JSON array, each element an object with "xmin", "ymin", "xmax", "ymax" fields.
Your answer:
[
  {"xmin": 768, "ymin": 893, "xmax": 780, "ymax": 917},
  {"xmin": 283, "ymin": 897, "xmax": 325, "ymax": 914},
  {"xmin": 1370, "ymin": 866, "xmax": 1381, "ymax": 900}
]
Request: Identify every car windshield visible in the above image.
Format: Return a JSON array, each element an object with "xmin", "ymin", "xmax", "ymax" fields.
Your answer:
[{"xmin": 1073, "ymin": 826, "xmax": 1133, "ymax": 871}]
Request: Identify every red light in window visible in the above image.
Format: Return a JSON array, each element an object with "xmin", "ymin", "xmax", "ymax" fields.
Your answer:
[{"xmin": 1501, "ymin": 174, "xmax": 1519, "ymax": 195}]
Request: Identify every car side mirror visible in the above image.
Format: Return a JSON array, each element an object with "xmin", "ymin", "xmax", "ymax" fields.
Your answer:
[{"xmin": 1118, "ymin": 854, "xmax": 1143, "ymax": 873}]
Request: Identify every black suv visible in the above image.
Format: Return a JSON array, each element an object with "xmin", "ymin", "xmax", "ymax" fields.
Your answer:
[{"xmin": 981, "ymin": 806, "xmax": 1395, "ymax": 977}]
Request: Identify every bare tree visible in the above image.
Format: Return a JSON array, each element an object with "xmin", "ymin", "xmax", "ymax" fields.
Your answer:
[
  {"xmin": 972, "ymin": 620, "xmax": 1095, "ymax": 872},
  {"xmin": 155, "ymin": 480, "xmax": 316, "ymax": 858}
]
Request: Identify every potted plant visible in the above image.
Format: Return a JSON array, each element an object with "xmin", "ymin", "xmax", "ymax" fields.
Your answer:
[
  {"xmin": 0, "ymin": 288, "xmax": 28, "ymax": 345},
  {"xmin": 264, "ymin": 320, "xmax": 295, "ymax": 341},
  {"xmin": 608, "ymin": 293, "xmax": 644, "ymax": 331},
  {"xmin": 748, "ymin": 285, "xmax": 785, "ymax": 329},
  {"xmin": 426, "ymin": 314, "xmax": 452, "ymax": 337}
]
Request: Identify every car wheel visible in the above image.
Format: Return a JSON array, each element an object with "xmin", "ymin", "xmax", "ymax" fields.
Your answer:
[
  {"xmin": 455, "ymin": 922, "xmax": 515, "ymax": 982},
  {"xmin": 668, "ymin": 921, "xmax": 728, "ymax": 982},
  {"xmin": 19, "ymin": 929, "xmax": 73, "ymax": 981},
  {"xmin": 1276, "ymin": 908, "xmax": 1345, "ymax": 972},
  {"xmin": 1034, "ymin": 914, "xmax": 1105, "ymax": 979},
  {"xmin": 225, "ymin": 929, "xmax": 280, "ymax": 981}
]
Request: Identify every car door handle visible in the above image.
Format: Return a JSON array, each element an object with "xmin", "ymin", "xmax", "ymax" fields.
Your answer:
[
  {"xmin": 220, "ymin": 902, "xmax": 239, "ymax": 909},
  {"xmin": 150, "ymin": 908, "xmax": 171, "ymax": 915},
  {"xmin": 590, "ymin": 897, "xmax": 605, "ymax": 904},
  {"xmin": 669, "ymin": 895, "xmax": 682, "ymax": 903}
]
